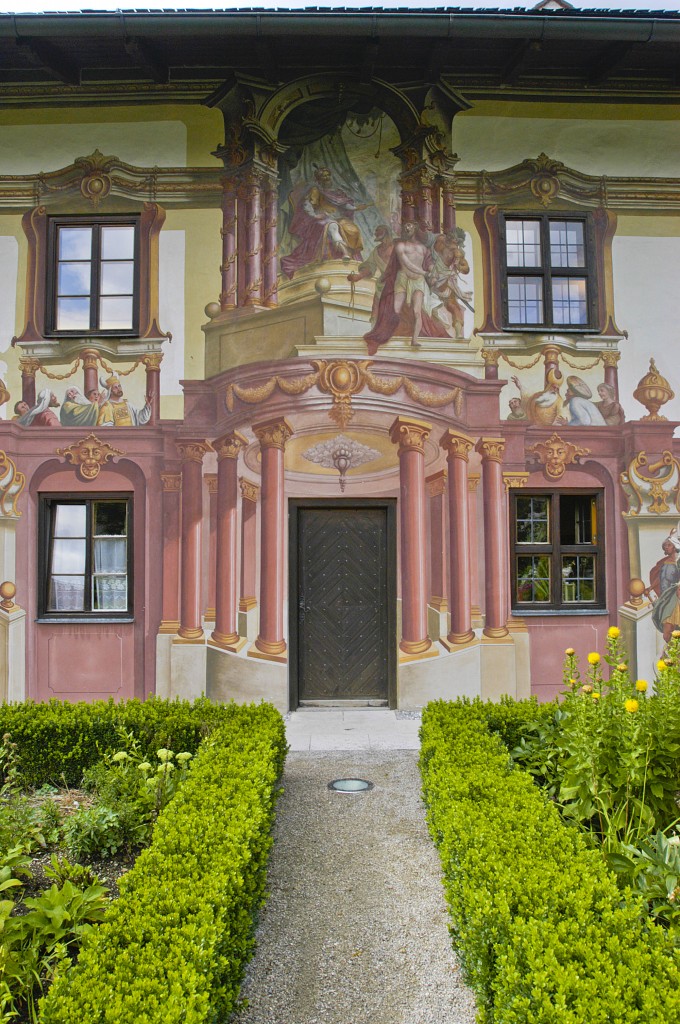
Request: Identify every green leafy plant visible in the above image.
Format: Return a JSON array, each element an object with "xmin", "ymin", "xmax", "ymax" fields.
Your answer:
[
  {"xmin": 62, "ymin": 805, "xmax": 122, "ymax": 861},
  {"xmin": 44, "ymin": 854, "xmax": 101, "ymax": 890}
]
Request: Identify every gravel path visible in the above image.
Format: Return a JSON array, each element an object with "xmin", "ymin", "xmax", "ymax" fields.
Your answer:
[{"xmin": 231, "ymin": 750, "xmax": 477, "ymax": 1024}]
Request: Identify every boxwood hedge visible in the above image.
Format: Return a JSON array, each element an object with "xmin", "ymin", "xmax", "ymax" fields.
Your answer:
[
  {"xmin": 420, "ymin": 699, "xmax": 680, "ymax": 1024},
  {"xmin": 0, "ymin": 696, "xmax": 233, "ymax": 787},
  {"xmin": 38, "ymin": 701, "xmax": 286, "ymax": 1024}
]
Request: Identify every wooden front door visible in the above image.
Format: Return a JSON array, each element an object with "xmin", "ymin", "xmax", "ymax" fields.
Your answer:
[{"xmin": 289, "ymin": 500, "xmax": 396, "ymax": 706}]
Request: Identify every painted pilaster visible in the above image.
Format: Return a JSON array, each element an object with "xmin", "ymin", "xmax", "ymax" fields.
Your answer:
[
  {"xmin": 159, "ymin": 472, "xmax": 181, "ymax": 634},
  {"xmin": 176, "ymin": 440, "xmax": 211, "ymax": 642},
  {"xmin": 476, "ymin": 437, "xmax": 509, "ymax": 638},
  {"xmin": 19, "ymin": 356, "xmax": 39, "ymax": 408},
  {"xmin": 142, "ymin": 353, "xmax": 162, "ymax": 425},
  {"xmin": 442, "ymin": 430, "xmax": 476, "ymax": 647},
  {"xmin": 250, "ymin": 418, "xmax": 293, "ymax": 662},
  {"xmin": 390, "ymin": 416, "xmax": 436, "ymax": 660},
  {"xmin": 426, "ymin": 469, "xmax": 448, "ymax": 642},
  {"xmin": 204, "ymin": 474, "xmax": 217, "ymax": 623},
  {"xmin": 468, "ymin": 474, "xmax": 483, "ymax": 628},
  {"xmin": 220, "ymin": 179, "xmax": 238, "ymax": 311},
  {"xmin": 211, "ymin": 433, "xmax": 248, "ymax": 652}
]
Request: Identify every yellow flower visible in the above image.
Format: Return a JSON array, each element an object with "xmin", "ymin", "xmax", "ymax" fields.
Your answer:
[
  {"xmin": 607, "ymin": 626, "xmax": 621, "ymax": 640},
  {"xmin": 672, "ymin": 630, "xmax": 680, "ymax": 639},
  {"xmin": 565, "ymin": 647, "xmax": 575, "ymax": 656},
  {"xmin": 592, "ymin": 692, "xmax": 601, "ymax": 700},
  {"xmin": 624, "ymin": 698, "xmax": 639, "ymax": 713},
  {"xmin": 657, "ymin": 659, "xmax": 668, "ymax": 673},
  {"xmin": 581, "ymin": 684, "xmax": 593, "ymax": 694},
  {"xmin": 569, "ymin": 677, "xmax": 578, "ymax": 687},
  {"xmin": 616, "ymin": 663, "xmax": 627, "ymax": 673},
  {"xmin": 635, "ymin": 679, "xmax": 648, "ymax": 693},
  {"xmin": 587, "ymin": 652, "xmax": 601, "ymax": 665}
]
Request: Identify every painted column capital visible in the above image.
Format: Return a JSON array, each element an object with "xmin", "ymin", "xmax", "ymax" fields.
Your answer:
[
  {"xmin": 476, "ymin": 437, "xmax": 506, "ymax": 464},
  {"xmin": 160, "ymin": 472, "xmax": 182, "ymax": 492},
  {"xmin": 213, "ymin": 431, "xmax": 248, "ymax": 461},
  {"xmin": 441, "ymin": 429, "xmax": 475, "ymax": 462},
  {"xmin": 239, "ymin": 477, "xmax": 260, "ymax": 503},
  {"xmin": 253, "ymin": 417, "xmax": 294, "ymax": 450},
  {"xmin": 389, "ymin": 416, "xmax": 432, "ymax": 455},
  {"xmin": 205, "ymin": 473, "xmax": 218, "ymax": 495},
  {"xmin": 503, "ymin": 472, "xmax": 529, "ymax": 491},
  {"xmin": 480, "ymin": 348, "xmax": 501, "ymax": 367},
  {"xmin": 142, "ymin": 352, "xmax": 164, "ymax": 372},
  {"xmin": 18, "ymin": 357, "xmax": 40, "ymax": 376},
  {"xmin": 426, "ymin": 469, "xmax": 447, "ymax": 498},
  {"xmin": 601, "ymin": 350, "xmax": 621, "ymax": 368},
  {"xmin": 175, "ymin": 439, "xmax": 212, "ymax": 464}
]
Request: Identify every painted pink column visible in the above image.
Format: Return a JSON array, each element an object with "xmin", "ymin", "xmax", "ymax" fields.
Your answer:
[
  {"xmin": 442, "ymin": 181, "xmax": 456, "ymax": 233},
  {"xmin": 239, "ymin": 478, "xmax": 259, "ymax": 611},
  {"xmin": 211, "ymin": 432, "xmax": 248, "ymax": 651},
  {"xmin": 263, "ymin": 182, "xmax": 278, "ymax": 308},
  {"xmin": 390, "ymin": 416, "xmax": 433, "ymax": 657},
  {"xmin": 81, "ymin": 349, "xmax": 100, "ymax": 399},
  {"xmin": 251, "ymin": 418, "xmax": 293, "ymax": 659},
  {"xmin": 602, "ymin": 350, "xmax": 620, "ymax": 400},
  {"xmin": 204, "ymin": 474, "xmax": 217, "ymax": 622},
  {"xmin": 176, "ymin": 440, "xmax": 211, "ymax": 641},
  {"xmin": 159, "ymin": 472, "xmax": 181, "ymax": 633},
  {"xmin": 476, "ymin": 437, "xmax": 509, "ymax": 638},
  {"xmin": 244, "ymin": 172, "xmax": 263, "ymax": 307},
  {"xmin": 220, "ymin": 180, "xmax": 237, "ymax": 310},
  {"xmin": 468, "ymin": 474, "xmax": 482, "ymax": 625},
  {"xmin": 426, "ymin": 469, "xmax": 448, "ymax": 613},
  {"xmin": 417, "ymin": 180, "xmax": 434, "ymax": 230},
  {"xmin": 143, "ymin": 353, "xmax": 162, "ymax": 426},
  {"xmin": 441, "ymin": 430, "xmax": 475, "ymax": 645}
]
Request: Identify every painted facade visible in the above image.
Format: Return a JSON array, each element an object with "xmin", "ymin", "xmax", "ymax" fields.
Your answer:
[{"xmin": 0, "ymin": 9, "xmax": 679, "ymax": 710}]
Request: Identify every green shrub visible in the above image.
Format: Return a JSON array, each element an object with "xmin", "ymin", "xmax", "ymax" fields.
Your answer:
[
  {"xmin": 40, "ymin": 702, "xmax": 287, "ymax": 1024},
  {"xmin": 420, "ymin": 700, "xmax": 680, "ymax": 1024},
  {"xmin": 0, "ymin": 696, "xmax": 234, "ymax": 787}
]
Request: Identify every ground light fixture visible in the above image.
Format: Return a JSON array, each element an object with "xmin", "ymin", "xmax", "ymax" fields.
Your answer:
[{"xmin": 328, "ymin": 778, "xmax": 373, "ymax": 792}]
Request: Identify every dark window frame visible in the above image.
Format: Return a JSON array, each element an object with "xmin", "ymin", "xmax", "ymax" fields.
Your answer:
[
  {"xmin": 38, "ymin": 494, "xmax": 134, "ymax": 620},
  {"xmin": 510, "ymin": 488, "xmax": 605, "ymax": 613},
  {"xmin": 499, "ymin": 212, "xmax": 597, "ymax": 331},
  {"xmin": 46, "ymin": 215, "xmax": 140, "ymax": 337}
]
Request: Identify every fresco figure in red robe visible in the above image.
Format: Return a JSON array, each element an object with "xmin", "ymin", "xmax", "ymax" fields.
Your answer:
[
  {"xmin": 280, "ymin": 166, "xmax": 366, "ymax": 278},
  {"xmin": 364, "ymin": 221, "xmax": 451, "ymax": 355}
]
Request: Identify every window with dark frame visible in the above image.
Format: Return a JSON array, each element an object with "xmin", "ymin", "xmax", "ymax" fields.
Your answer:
[
  {"xmin": 40, "ymin": 497, "xmax": 132, "ymax": 617},
  {"xmin": 47, "ymin": 217, "xmax": 139, "ymax": 335},
  {"xmin": 511, "ymin": 491, "xmax": 604, "ymax": 611},
  {"xmin": 501, "ymin": 215, "xmax": 594, "ymax": 330}
]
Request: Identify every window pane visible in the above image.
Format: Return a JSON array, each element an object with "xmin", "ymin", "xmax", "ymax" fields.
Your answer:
[
  {"xmin": 57, "ymin": 262, "xmax": 91, "ymax": 297},
  {"xmin": 508, "ymin": 277, "xmax": 544, "ymax": 325},
  {"xmin": 101, "ymin": 226, "xmax": 135, "ymax": 260},
  {"xmin": 49, "ymin": 576, "xmax": 85, "ymax": 612},
  {"xmin": 94, "ymin": 502, "xmax": 127, "ymax": 536},
  {"xmin": 57, "ymin": 298, "xmax": 90, "ymax": 331},
  {"xmin": 58, "ymin": 227, "xmax": 92, "ymax": 260},
  {"xmin": 100, "ymin": 261, "xmax": 134, "ymax": 296},
  {"xmin": 550, "ymin": 221, "xmax": 585, "ymax": 268},
  {"xmin": 552, "ymin": 278, "xmax": 587, "ymax": 325},
  {"xmin": 53, "ymin": 504, "xmax": 86, "ymax": 538},
  {"xmin": 506, "ymin": 220, "xmax": 541, "ymax": 268},
  {"xmin": 94, "ymin": 538, "xmax": 127, "ymax": 574},
  {"xmin": 99, "ymin": 296, "xmax": 134, "ymax": 330},
  {"xmin": 516, "ymin": 555, "xmax": 551, "ymax": 603},
  {"xmin": 93, "ymin": 576, "xmax": 128, "ymax": 611},
  {"xmin": 560, "ymin": 495, "xmax": 594, "ymax": 545},
  {"xmin": 562, "ymin": 555, "xmax": 595, "ymax": 603},
  {"xmin": 516, "ymin": 497, "xmax": 550, "ymax": 544},
  {"xmin": 51, "ymin": 538, "xmax": 86, "ymax": 575}
]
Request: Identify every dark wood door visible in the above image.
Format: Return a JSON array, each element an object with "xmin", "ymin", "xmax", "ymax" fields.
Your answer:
[{"xmin": 290, "ymin": 502, "xmax": 395, "ymax": 704}]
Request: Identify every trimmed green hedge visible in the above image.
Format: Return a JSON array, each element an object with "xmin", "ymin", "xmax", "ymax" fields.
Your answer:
[
  {"xmin": 0, "ymin": 696, "xmax": 234, "ymax": 787},
  {"xmin": 420, "ymin": 700, "xmax": 680, "ymax": 1024},
  {"xmin": 40, "ymin": 701, "xmax": 287, "ymax": 1024}
]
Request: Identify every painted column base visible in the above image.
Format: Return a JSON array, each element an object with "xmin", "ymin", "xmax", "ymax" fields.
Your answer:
[
  {"xmin": 208, "ymin": 633, "xmax": 247, "ymax": 654},
  {"xmin": 248, "ymin": 641, "xmax": 288, "ymax": 664},
  {"xmin": 207, "ymin": 645, "xmax": 288, "ymax": 712},
  {"xmin": 619, "ymin": 600, "xmax": 661, "ymax": 689},
  {"xmin": 0, "ymin": 606, "xmax": 26, "ymax": 703},
  {"xmin": 440, "ymin": 631, "xmax": 477, "ymax": 652},
  {"xmin": 480, "ymin": 633, "xmax": 518, "ymax": 701},
  {"xmin": 169, "ymin": 638, "xmax": 207, "ymax": 701},
  {"xmin": 427, "ymin": 604, "xmax": 448, "ymax": 642},
  {"xmin": 238, "ymin": 605, "xmax": 259, "ymax": 642},
  {"xmin": 399, "ymin": 643, "xmax": 439, "ymax": 663}
]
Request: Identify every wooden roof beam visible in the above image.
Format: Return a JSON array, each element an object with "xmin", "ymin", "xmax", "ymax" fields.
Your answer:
[
  {"xmin": 124, "ymin": 36, "xmax": 169, "ymax": 86},
  {"xmin": 16, "ymin": 36, "xmax": 80, "ymax": 85},
  {"xmin": 500, "ymin": 39, "xmax": 540, "ymax": 87},
  {"xmin": 587, "ymin": 41, "xmax": 635, "ymax": 86}
]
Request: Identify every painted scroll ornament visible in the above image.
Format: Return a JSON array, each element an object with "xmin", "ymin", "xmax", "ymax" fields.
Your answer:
[{"xmin": 620, "ymin": 451, "xmax": 680, "ymax": 515}]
